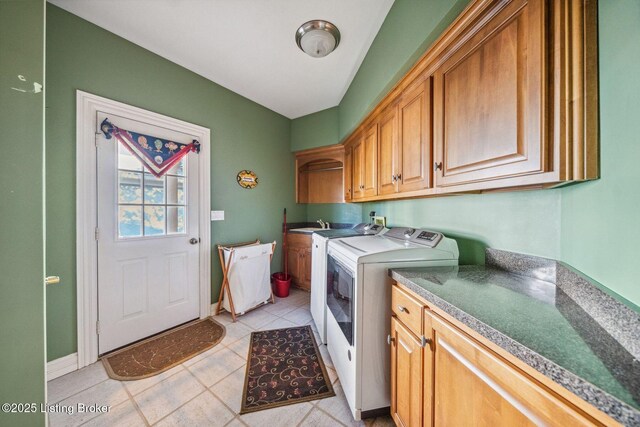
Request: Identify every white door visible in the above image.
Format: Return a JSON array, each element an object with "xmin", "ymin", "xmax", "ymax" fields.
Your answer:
[{"xmin": 96, "ymin": 111, "xmax": 200, "ymax": 354}]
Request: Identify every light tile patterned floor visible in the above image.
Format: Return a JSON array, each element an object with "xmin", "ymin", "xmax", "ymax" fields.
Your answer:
[{"xmin": 47, "ymin": 289, "xmax": 395, "ymax": 427}]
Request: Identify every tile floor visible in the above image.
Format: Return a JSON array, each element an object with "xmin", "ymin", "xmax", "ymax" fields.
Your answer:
[{"xmin": 47, "ymin": 289, "xmax": 394, "ymax": 427}]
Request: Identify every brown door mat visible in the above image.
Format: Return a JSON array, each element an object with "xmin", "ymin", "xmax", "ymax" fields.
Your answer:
[
  {"xmin": 102, "ymin": 317, "xmax": 225, "ymax": 380},
  {"xmin": 240, "ymin": 325, "xmax": 335, "ymax": 414}
]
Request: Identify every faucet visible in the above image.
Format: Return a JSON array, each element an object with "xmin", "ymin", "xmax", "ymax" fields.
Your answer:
[{"xmin": 317, "ymin": 219, "xmax": 326, "ymax": 229}]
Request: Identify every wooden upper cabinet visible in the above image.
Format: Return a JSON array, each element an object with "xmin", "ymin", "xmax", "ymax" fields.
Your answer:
[
  {"xmin": 295, "ymin": 145, "xmax": 344, "ymax": 204},
  {"xmin": 363, "ymin": 123, "xmax": 379, "ymax": 197},
  {"xmin": 378, "ymin": 105, "xmax": 399, "ymax": 195},
  {"xmin": 352, "ymin": 134, "xmax": 365, "ymax": 199},
  {"xmin": 399, "ymin": 78, "xmax": 432, "ymax": 192},
  {"xmin": 344, "ymin": 144, "xmax": 353, "ymax": 201},
  {"xmin": 378, "ymin": 78, "xmax": 432, "ymax": 197},
  {"xmin": 433, "ymin": 0, "xmax": 546, "ymax": 188},
  {"xmin": 339, "ymin": 0, "xmax": 596, "ymax": 203},
  {"xmin": 352, "ymin": 125, "xmax": 378, "ymax": 200}
]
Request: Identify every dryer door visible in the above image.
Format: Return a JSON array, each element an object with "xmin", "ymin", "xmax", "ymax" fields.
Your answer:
[{"xmin": 327, "ymin": 254, "xmax": 355, "ymax": 346}]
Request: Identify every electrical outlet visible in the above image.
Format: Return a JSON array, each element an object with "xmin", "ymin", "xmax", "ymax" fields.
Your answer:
[{"xmin": 210, "ymin": 210, "xmax": 224, "ymax": 221}]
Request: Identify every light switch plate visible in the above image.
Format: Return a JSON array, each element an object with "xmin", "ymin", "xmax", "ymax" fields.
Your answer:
[{"xmin": 210, "ymin": 210, "xmax": 224, "ymax": 221}]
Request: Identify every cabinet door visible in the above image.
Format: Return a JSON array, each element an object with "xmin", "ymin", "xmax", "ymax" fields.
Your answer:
[
  {"xmin": 390, "ymin": 317, "xmax": 423, "ymax": 427},
  {"xmin": 433, "ymin": 0, "xmax": 546, "ymax": 188},
  {"xmin": 432, "ymin": 315, "xmax": 594, "ymax": 427},
  {"xmin": 287, "ymin": 247, "xmax": 300, "ymax": 285},
  {"xmin": 398, "ymin": 78, "xmax": 432, "ymax": 192},
  {"xmin": 363, "ymin": 123, "xmax": 378, "ymax": 197},
  {"xmin": 352, "ymin": 136, "xmax": 365, "ymax": 199},
  {"xmin": 422, "ymin": 311, "xmax": 435, "ymax": 427},
  {"xmin": 301, "ymin": 248, "xmax": 312, "ymax": 290},
  {"xmin": 378, "ymin": 105, "xmax": 399, "ymax": 195},
  {"xmin": 344, "ymin": 145, "xmax": 353, "ymax": 201}
]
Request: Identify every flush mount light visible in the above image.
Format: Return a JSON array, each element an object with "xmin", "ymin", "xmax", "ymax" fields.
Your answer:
[{"xmin": 295, "ymin": 20, "xmax": 341, "ymax": 58}]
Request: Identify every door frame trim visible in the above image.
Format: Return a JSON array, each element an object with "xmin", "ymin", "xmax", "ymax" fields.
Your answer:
[{"xmin": 76, "ymin": 90, "xmax": 211, "ymax": 368}]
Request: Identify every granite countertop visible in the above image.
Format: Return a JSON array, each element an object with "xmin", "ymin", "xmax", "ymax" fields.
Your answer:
[{"xmin": 389, "ymin": 252, "xmax": 640, "ymax": 426}]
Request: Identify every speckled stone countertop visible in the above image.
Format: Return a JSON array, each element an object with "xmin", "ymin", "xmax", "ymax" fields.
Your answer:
[{"xmin": 389, "ymin": 250, "xmax": 640, "ymax": 426}]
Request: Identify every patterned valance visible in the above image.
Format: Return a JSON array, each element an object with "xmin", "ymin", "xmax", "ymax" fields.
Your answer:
[{"xmin": 100, "ymin": 118, "xmax": 200, "ymax": 177}]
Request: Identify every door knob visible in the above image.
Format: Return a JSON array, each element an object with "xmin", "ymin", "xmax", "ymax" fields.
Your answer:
[{"xmin": 189, "ymin": 238, "xmax": 199, "ymax": 245}]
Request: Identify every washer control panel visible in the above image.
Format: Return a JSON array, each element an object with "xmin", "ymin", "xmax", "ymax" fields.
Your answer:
[{"xmin": 385, "ymin": 227, "xmax": 443, "ymax": 247}]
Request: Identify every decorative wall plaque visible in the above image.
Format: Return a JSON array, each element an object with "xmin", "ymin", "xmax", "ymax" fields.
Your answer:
[{"xmin": 236, "ymin": 170, "xmax": 258, "ymax": 189}]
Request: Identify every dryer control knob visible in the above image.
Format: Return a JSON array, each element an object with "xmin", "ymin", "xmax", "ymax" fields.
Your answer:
[{"xmin": 404, "ymin": 228, "xmax": 415, "ymax": 238}]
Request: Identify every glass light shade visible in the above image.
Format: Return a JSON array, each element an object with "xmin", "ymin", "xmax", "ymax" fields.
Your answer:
[
  {"xmin": 296, "ymin": 20, "xmax": 340, "ymax": 58},
  {"xmin": 300, "ymin": 29, "xmax": 336, "ymax": 58}
]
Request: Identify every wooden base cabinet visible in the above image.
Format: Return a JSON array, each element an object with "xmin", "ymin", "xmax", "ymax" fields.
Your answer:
[
  {"xmin": 286, "ymin": 234, "xmax": 312, "ymax": 291},
  {"xmin": 390, "ymin": 282, "xmax": 621, "ymax": 427},
  {"xmin": 430, "ymin": 314, "xmax": 595, "ymax": 427},
  {"xmin": 390, "ymin": 317, "xmax": 426, "ymax": 427}
]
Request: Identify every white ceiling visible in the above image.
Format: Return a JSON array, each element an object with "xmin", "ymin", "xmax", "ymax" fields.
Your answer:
[{"xmin": 48, "ymin": 0, "xmax": 395, "ymax": 119}]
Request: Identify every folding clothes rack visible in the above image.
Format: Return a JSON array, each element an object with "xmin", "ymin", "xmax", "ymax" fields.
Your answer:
[{"xmin": 215, "ymin": 239, "xmax": 276, "ymax": 322}]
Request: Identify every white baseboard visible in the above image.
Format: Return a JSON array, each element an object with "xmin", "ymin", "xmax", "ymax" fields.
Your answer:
[{"xmin": 47, "ymin": 353, "xmax": 78, "ymax": 381}]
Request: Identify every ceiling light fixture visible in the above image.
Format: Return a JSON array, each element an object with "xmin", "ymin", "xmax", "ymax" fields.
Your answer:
[{"xmin": 295, "ymin": 20, "xmax": 341, "ymax": 58}]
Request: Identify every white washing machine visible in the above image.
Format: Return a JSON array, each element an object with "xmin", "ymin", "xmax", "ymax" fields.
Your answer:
[
  {"xmin": 310, "ymin": 223, "xmax": 386, "ymax": 344},
  {"xmin": 325, "ymin": 227, "xmax": 459, "ymax": 419}
]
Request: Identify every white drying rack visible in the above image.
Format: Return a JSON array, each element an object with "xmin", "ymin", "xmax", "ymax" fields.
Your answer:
[{"xmin": 215, "ymin": 239, "xmax": 276, "ymax": 322}]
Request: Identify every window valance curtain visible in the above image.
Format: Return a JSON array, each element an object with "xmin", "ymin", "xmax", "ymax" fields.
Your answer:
[{"xmin": 100, "ymin": 118, "xmax": 200, "ymax": 177}]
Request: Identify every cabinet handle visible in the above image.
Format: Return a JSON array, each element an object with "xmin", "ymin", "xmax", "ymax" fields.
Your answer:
[
  {"xmin": 397, "ymin": 305, "xmax": 408, "ymax": 313},
  {"xmin": 391, "ymin": 174, "xmax": 396, "ymax": 182},
  {"xmin": 397, "ymin": 173, "xmax": 401, "ymax": 180},
  {"xmin": 434, "ymin": 162, "xmax": 443, "ymax": 171},
  {"xmin": 387, "ymin": 334, "xmax": 395, "ymax": 345},
  {"xmin": 421, "ymin": 336, "xmax": 432, "ymax": 347}
]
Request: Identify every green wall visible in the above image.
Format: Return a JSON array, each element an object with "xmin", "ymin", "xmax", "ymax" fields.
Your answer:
[
  {"xmin": 291, "ymin": 106, "xmax": 339, "ymax": 152},
  {"xmin": 45, "ymin": 4, "xmax": 304, "ymax": 361},
  {"xmin": 0, "ymin": 0, "xmax": 46, "ymax": 425},
  {"xmin": 560, "ymin": 0, "xmax": 640, "ymax": 306},
  {"xmin": 339, "ymin": 0, "xmax": 470, "ymax": 139},
  {"xmin": 306, "ymin": 203, "xmax": 363, "ymax": 226},
  {"xmin": 364, "ymin": 191, "xmax": 561, "ymax": 266}
]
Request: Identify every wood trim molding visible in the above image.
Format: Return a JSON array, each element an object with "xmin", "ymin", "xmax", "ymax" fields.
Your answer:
[{"xmin": 75, "ymin": 90, "xmax": 211, "ymax": 368}]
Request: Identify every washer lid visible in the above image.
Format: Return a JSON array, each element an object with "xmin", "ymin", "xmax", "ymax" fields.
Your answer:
[
  {"xmin": 333, "ymin": 235, "xmax": 415, "ymax": 255},
  {"xmin": 314, "ymin": 229, "xmax": 363, "ymax": 239}
]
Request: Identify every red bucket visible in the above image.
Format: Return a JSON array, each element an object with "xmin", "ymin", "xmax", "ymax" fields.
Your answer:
[{"xmin": 271, "ymin": 272, "xmax": 291, "ymax": 298}]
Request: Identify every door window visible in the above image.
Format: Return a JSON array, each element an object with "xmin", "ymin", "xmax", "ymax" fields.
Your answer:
[{"xmin": 117, "ymin": 144, "xmax": 187, "ymax": 238}]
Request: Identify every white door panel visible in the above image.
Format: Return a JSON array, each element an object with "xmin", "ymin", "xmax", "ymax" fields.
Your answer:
[{"xmin": 96, "ymin": 111, "xmax": 200, "ymax": 354}]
